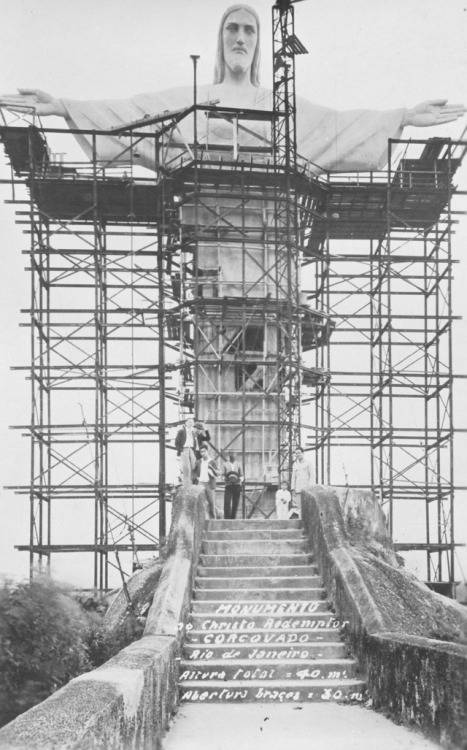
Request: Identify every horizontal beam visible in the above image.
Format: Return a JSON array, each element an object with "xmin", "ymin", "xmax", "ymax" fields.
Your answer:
[{"xmin": 15, "ymin": 544, "xmax": 159, "ymax": 553}]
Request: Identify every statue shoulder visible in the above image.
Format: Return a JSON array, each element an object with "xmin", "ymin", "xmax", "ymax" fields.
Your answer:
[{"xmin": 296, "ymin": 94, "xmax": 334, "ymax": 120}]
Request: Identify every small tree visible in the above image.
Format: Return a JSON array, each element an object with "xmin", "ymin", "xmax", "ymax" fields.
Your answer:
[{"xmin": 0, "ymin": 577, "xmax": 91, "ymax": 726}]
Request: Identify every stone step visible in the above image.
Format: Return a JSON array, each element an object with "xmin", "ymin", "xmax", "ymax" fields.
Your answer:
[
  {"xmin": 179, "ymin": 521, "xmax": 365, "ymax": 705},
  {"xmin": 179, "ymin": 658, "xmax": 359, "ymax": 682},
  {"xmin": 202, "ymin": 540, "xmax": 308, "ymax": 554},
  {"xmin": 207, "ymin": 520, "xmax": 303, "ymax": 530},
  {"xmin": 190, "ymin": 599, "xmax": 330, "ymax": 615},
  {"xmin": 205, "ymin": 530, "xmax": 306, "ymax": 540},
  {"xmin": 199, "ymin": 553, "xmax": 314, "ymax": 567},
  {"xmin": 183, "ymin": 641, "xmax": 348, "ymax": 659},
  {"xmin": 195, "ymin": 575, "xmax": 322, "ymax": 589},
  {"xmin": 193, "ymin": 587, "xmax": 326, "ymax": 601},
  {"xmin": 185, "ymin": 628, "xmax": 343, "ymax": 646},
  {"xmin": 179, "ymin": 679, "xmax": 366, "ymax": 703},
  {"xmin": 188, "ymin": 610, "xmax": 338, "ymax": 631},
  {"xmin": 197, "ymin": 564, "xmax": 319, "ymax": 578}
]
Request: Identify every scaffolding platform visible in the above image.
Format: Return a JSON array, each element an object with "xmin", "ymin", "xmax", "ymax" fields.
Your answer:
[
  {"xmin": 1, "ymin": 115, "xmax": 466, "ymax": 592},
  {"xmin": 1, "ymin": 126, "xmax": 460, "ymax": 240}
]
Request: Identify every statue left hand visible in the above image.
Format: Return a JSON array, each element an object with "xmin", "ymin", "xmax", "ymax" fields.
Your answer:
[{"xmin": 404, "ymin": 99, "xmax": 466, "ymax": 127}]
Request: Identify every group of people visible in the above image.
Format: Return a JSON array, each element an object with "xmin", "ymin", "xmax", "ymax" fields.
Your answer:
[
  {"xmin": 175, "ymin": 417, "xmax": 313, "ymax": 521},
  {"xmin": 175, "ymin": 417, "xmax": 242, "ymax": 520}
]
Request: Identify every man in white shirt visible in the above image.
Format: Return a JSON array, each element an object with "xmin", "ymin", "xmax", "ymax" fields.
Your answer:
[
  {"xmin": 175, "ymin": 416, "xmax": 197, "ymax": 485},
  {"xmin": 194, "ymin": 444, "xmax": 218, "ymax": 519},
  {"xmin": 291, "ymin": 447, "xmax": 313, "ymax": 513}
]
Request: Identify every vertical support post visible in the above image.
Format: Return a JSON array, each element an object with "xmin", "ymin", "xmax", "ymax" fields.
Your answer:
[
  {"xmin": 446, "ymin": 142, "xmax": 455, "ymax": 586},
  {"xmin": 28, "ymin": 127, "xmax": 38, "ymax": 579},
  {"xmin": 91, "ymin": 132, "xmax": 108, "ymax": 590},
  {"xmin": 272, "ymin": 1, "xmax": 302, "ymax": 483},
  {"xmin": 157, "ymin": 192, "xmax": 166, "ymax": 543},
  {"xmin": 385, "ymin": 140, "xmax": 394, "ymax": 534},
  {"xmin": 424, "ymin": 231, "xmax": 430, "ymax": 581},
  {"xmin": 190, "ymin": 54, "xmax": 200, "ymax": 160}
]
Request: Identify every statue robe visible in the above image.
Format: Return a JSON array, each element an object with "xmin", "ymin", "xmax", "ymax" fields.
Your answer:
[{"xmin": 62, "ymin": 85, "xmax": 405, "ymax": 173}]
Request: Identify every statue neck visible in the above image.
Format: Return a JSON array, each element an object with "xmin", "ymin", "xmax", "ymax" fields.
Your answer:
[
  {"xmin": 213, "ymin": 75, "xmax": 258, "ymax": 109},
  {"xmin": 222, "ymin": 67, "xmax": 251, "ymax": 87}
]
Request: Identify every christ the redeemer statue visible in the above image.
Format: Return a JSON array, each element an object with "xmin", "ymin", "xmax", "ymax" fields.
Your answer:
[{"xmin": 1, "ymin": 4, "xmax": 465, "ymax": 172}]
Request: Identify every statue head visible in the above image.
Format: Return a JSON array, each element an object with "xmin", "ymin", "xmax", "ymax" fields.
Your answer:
[{"xmin": 214, "ymin": 4, "xmax": 261, "ymax": 86}]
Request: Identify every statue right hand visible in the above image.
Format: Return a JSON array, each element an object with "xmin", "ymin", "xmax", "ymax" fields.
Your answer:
[{"xmin": 0, "ymin": 89, "xmax": 66, "ymax": 118}]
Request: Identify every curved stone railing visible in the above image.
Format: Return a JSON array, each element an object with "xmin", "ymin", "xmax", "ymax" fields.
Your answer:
[
  {"xmin": 0, "ymin": 485, "xmax": 206, "ymax": 750},
  {"xmin": 302, "ymin": 486, "xmax": 467, "ymax": 749}
]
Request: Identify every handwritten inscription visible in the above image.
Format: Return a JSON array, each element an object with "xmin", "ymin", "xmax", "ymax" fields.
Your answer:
[
  {"xmin": 180, "ymin": 666, "xmax": 349, "ymax": 681},
  {"xmin": 194, "ymin": 616, "xmax": 340, "ymax": 631},
  {"xmin": 188, "ymin": 631, "xmax": 334, "ymax": 645},
  {"xmin": 213, "ymin": 602, "xmax": 322, "ymax": 615},
  {"xmin": 180, "ymin": 669, "xmax": 227, "ymax": 681},
  {"xmin": 180, "ymin": 687, "xmax": 364, "ymax": 703},
  {"xmin": 187, "ymin": 646, "xmax": 325, "ymax": 661},
  {"xmin": 182, "ymin": 688, "xmax": 249, "ymax": 702}
]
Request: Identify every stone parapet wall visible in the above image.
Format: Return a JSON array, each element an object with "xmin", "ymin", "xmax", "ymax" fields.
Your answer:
[
  {"xmin": 366, "ymin": 633, "xmax": 467, "ymax": 750},
  {"xmin": 301, "ymin": 486, "xmax": 467, "ymax": 749},
  {"xmin": 0, "ymin": 486, "xmax": 206, "ymax": 750}
]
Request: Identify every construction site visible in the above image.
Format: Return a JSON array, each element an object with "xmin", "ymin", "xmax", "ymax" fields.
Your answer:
[{"xmin": 0, "ymin": 1, "xmax": 466, "ymax": 600}]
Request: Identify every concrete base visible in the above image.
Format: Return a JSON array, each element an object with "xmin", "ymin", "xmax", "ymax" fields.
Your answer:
[{"xmin": 164, "ymin": 703, "xmax": 440, "ymax": 750}]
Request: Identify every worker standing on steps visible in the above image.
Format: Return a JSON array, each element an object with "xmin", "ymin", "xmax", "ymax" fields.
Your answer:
[
  {"xmin": 175, "ymin": 416, "xmax": 198, "ymax": 486},
  {"xmin": 194, "ymin": 444, "xmax": 219, "ymax": 519},
  {"xmin": 291, "ymin": 447, "xmax": 313, "ymax": 516},
  {"xmin": 223, "ymin": 452, "xmax": 243, "ymax": 519}
]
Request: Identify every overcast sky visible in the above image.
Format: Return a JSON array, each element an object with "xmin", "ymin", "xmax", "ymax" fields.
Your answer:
[{"xmin": 1, "ymin": 0, "xmax": 466, "ymax": 588}]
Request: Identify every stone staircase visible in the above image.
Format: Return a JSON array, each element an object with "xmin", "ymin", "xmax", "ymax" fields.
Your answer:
[{"xmin": 179, "ymin": 519, "xmax": 366, "ymax": 703}]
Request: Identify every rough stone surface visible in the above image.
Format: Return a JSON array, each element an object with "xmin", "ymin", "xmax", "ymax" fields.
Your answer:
[
  {"xmin": 355, "ymin": 555, "xmax": 467, "ymax": 641},
  {"xmin": 335, "ymin": 487, "xmax": 399, "ymax": 566},
  {"xmin": 366, "ymin": 633, "xmax": 467, "ymax": 749},
  {"xmin": 145, "ymin": 485, "xmax": 206, "ymax": 637},
  {"xmin": 104, "ymin": 559, "xmax": 164, "ymax": 637},
  {"xmin": 0, "ymin": 635, "xmax": 175, "ymax": 749},
  {"xmin": 301, "ymin": 486, "xmax": 467, "ymax": 749},
  {"xmin": 0, "ymin": 487, "xmax": 207, "ymax": 750}
]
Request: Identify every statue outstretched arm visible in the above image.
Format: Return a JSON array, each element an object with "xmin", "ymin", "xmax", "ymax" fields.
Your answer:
[
  {"xmin": 1, "ymin": 88, "xmax": 465, "ymax": 174},
  {"xmin": 0, "ymin": 87, "xmax": 194, "ymax": 167},
  {"xmin": 403, "ymin": 99, "xmax": 466, "ymax": 127},
  {"xmin": 296, "ymin": 97, "xmax": 466, "ymax": 173},
  {"xmin": 0, "ymin": 89, "xmax": 66, "ymax": 117},
  {"xmin": 59, "ymin": 88, "xmax": 194, "ymax": 165},
  {"xmin": 296, "ymin": 98, "xmax": 406, "ymax": 172}
]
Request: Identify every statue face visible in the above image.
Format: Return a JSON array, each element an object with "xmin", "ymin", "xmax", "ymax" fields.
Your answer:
[{"xmin": 222, "ymin": 8, "xmax": 258, "ymax": 78}]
